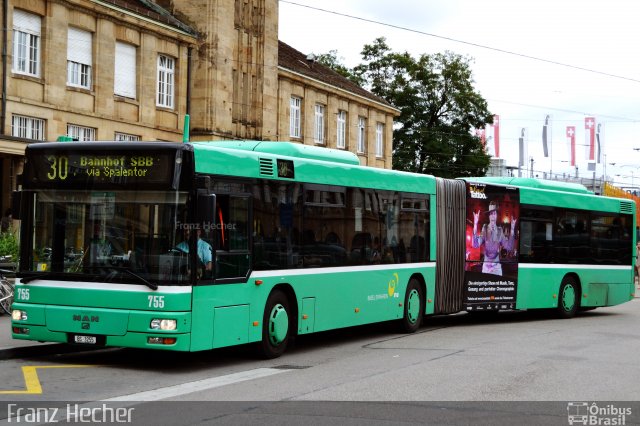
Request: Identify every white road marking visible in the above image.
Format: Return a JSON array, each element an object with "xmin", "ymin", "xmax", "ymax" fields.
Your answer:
[{"xmin": 102, "ymin": 368, "xmax": 289, "ymax": 401}]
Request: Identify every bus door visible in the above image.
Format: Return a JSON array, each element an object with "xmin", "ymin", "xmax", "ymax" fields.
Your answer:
[{"xmin": 207, "ymin": 194, "xmax": 251, "ymax": 282}]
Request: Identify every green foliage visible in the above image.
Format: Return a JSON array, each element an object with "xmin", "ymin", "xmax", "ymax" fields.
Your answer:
[
  {"xmin": 313, "ymin": 50, "xmax": 363, "ymax": 85},
  {"xmin": 0, "ymin": 231, "xmax": 18, "ymax": 262},
  {"xmin": 320, "ymin": 38, "xmax": 493, "ymax": 178}
]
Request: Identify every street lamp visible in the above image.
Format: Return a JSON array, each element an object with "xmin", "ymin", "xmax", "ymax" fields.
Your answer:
[
  {"xmin": 529, "ymin": 157, "xmax": 534, "ymax": 178},
  {"xmin": 621, "ymin": 165, "xmax": 640, "ymax": 189},
  {"xmin": 605, "ymin": 161, "xmax": 617, "ymax": 183}
]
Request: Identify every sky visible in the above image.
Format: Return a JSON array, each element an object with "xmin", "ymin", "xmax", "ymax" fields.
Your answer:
[{"xmin": 278, "ymin": 0, "xmax": 640, "ymax": 188}]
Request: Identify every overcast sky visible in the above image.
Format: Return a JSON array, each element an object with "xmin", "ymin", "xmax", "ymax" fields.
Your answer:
[{"xmin": 279, "ymin": 0, "xmax": 640, "ymax": 187}]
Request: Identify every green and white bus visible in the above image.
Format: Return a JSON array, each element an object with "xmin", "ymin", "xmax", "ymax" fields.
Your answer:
[{"xmin": 10, "ymin": 141, "xmax": 635, "ymax": 357}]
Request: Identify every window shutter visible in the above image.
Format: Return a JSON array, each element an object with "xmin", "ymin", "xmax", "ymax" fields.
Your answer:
[
  {"xmin": 67, "ymin": 27, "xmax": 92, "ymax": 65},
  {"xmin": 114, "ymin": 42, "xmax": 136, "ymax": 98},
  {"xmin": 13, "ymin": 9, "xmax": 40, "ymax": 33}
]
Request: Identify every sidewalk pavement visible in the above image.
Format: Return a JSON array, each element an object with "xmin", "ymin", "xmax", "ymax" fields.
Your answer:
[
  {"xmin": 1, "ymin": 284, "xmax": 640, "ymax": 360},
  {"xmin": 0, "ymin": 314, "xmax": 68, "ymax": 360},
  {"xmin": 0, "ymin": 312, "xmax": 60, "ymax": 360},
  {"xmin": 0, "ymin": 315, "xmax": 39, "ymax": 350}
]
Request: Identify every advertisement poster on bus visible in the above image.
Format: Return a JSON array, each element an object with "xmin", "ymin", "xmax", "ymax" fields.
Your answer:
[{"xmin": 464, "ymin": 182, "xmax": 520, "ymax": 311}]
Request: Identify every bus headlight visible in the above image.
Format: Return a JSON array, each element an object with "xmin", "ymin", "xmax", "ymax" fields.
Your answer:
[
  {"xmin": 150, "ymin": 319, "xmax": 177, "ymax": 330},
  {"xmin": 12, "ymin": 310, "xmax": 27, "ymax": 321}
]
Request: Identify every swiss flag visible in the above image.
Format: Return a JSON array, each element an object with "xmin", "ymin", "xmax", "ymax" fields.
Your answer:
[
  {"xmin": 584, "ymin": 117, "xmax": 596, "ymax": 161},
  {"xmin": 566, "ymin": 126, "xmax": 576, "ymax": 166},
  {"xmin": 493, "ymin": 115, "xmax": 500, "ymax": 158}
]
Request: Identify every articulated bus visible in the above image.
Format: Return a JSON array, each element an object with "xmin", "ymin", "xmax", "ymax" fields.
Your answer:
[{"xmin": 10, "ymin": 141, "xmax": 636, "ymax": 357}]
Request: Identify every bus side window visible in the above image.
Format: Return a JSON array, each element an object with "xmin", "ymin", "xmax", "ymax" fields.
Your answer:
[{"xmin": 214, "ymin": 195, "xmax": 251, "ymax": 279}]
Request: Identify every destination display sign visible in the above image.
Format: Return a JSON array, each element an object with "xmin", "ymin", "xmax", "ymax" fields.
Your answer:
[{"xmin": 24, "ymin": 147, "xmax": 180, "ymax": 189}]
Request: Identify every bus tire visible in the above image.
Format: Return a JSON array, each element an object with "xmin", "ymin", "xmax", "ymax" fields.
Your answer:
[
  {"xmin": 400, "ymin": 278, "xmax": 423, "ymax": 333},
  {"xmin": 260, "ymin": 290, "xmax": 291, "ymax": 359},
  {"xmin": 556, "ymin": 277, "xmax": 579, "ymax": 319}
]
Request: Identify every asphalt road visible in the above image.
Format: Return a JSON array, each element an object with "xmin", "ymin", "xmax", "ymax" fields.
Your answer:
[{"xmin": 1, "ymin": 300, "xmax": 640, "ymax": 425}]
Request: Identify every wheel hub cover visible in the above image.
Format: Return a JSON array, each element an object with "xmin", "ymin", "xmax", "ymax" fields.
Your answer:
[
  {"xmin": 269, "ymin": 304, "xmax": 289, "ymax": 344},
  {"xmin": 563, "ymin": 286, "xmax": 575, "ymax": 310},
  {"xmin": 407, "ymin": 289, "xmax": 420, "ymax": 323}
]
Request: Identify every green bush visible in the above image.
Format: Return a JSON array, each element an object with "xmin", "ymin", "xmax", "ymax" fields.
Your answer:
[{"xmin": 0, "ymin": 231, "xmax": 19, "ymax": 262}]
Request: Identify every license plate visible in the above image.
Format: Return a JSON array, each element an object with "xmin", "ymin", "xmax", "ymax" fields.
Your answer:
[{"xmin": 73, "ymin": 335, "xmax": 97, "ymax": 344}]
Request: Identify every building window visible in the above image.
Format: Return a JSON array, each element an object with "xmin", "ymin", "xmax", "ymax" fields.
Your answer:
[
  {"xmin": 12, "ymin": 10, "xmax": 41, "ymax": 77},
  {"xmin": 357, "ymin": 117, "xmax": 366, "ymax": 153},
  {"xmin": 67, "ymin": 124, "xmax": 96, "ymax": 141},
  {"xmin": 114, "ymin": 132, "xmax": 140, "ymax": 142},
  {"xmin": 336, "ymin": 110, "xmax": 346, "ymax": 149},
  {"xmin": 11, "ymin": 115, "xmax": 45, "ymax": 140},
  {"xmin": 157, "ymin": 54, "xmax": 175, "ymax": 108},
  {"xmin": 376, "ymin": 122, "xmax": 384, "ymax": 157},
  {"xmin": 314, "ymin": 104, "xmax": 325, "ymax": 144},
  {"xmin": 115, "ymin": 42, "xmax": 136, "ymax": 98},
  {"xmin": 67, "ymin": 27, "xmax": 92, "ymax": 89},
  {"xmin": 290, "ymin": 96, "xmax": 301, "ymax": 138}
]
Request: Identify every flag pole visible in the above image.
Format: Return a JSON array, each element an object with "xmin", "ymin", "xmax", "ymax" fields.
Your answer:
[
  {"xmin": 550, "ymin": 131, "xmax": 553, "ymax": 179},
  {"xmin": 543, "ymin": 115, "xmax": 552, "ymax": 179},
  {"xmin": 548, "ymin": 115, "xmax": 552, "ymax": 179}
]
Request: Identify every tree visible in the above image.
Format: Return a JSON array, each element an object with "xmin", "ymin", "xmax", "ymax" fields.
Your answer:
[
  {"xmin": 313, "ymin": 50, "xmax": 362, "ymax": 85},
  {"xmin": 0, "ymin": 231, "xmax": 18, "ymax": 263},
  {"xmin": 347, "ymin": 38, "xmax": 492, "ymax": 177}
]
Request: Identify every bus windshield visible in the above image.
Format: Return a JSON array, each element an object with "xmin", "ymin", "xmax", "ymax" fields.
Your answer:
[{"xmin": 24, "ymin": 189, "xmax": 190, "ymax": 286}]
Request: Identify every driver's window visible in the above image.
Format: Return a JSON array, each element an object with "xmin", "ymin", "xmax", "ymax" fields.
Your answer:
[
  {"xmin": 212, "ymin": 195, "xmax": 250, "ymax": 280},
  {"xmin": 173, "ymin": 208, "xmax": 190, "ymax": 254},
  {"xmin": 162, "ymin": 209, "xmax": 194, "ymax": 282},
  {"xmin": 175, "ymin": 200, "xmax": 213, "ymax": 282}
]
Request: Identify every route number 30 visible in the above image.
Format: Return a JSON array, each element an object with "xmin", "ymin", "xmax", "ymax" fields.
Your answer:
[{"xmin": 46, "ymin": 155, "xmax": 69, "ymax": 180}]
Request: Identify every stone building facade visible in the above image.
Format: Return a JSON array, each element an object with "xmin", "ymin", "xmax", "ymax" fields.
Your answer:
[{"xmin": 0, "ymin": 0, "xmax": 398, "ymax": 216}]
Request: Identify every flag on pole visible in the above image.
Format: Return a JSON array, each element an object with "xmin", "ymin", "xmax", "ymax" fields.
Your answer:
[
  {"xmin": 542, "ymin": 115, "xmax": 551, "ymax": 157},
  {"xmin": 566, "ymin": 126, "xmax": 576, "ymax": 166},
  {"xmin": 596, "ymin": 123, "xmax": 603, "ymax": 164},
  {"xmin": 518, "ymin": 128, "xmax": 528, "ymax": 167},
  {"xmin": 584, "ymin": 117, "xmax": 596, "ymax": 161},
  {"xmin": 493, "ymin": 115, "xmax": 500, "ymax": 158}
]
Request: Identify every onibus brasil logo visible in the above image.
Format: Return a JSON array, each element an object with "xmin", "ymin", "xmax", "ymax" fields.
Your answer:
[{"xmin": 567, "ymin": 402, "xmax": 631, "ymax": 425}]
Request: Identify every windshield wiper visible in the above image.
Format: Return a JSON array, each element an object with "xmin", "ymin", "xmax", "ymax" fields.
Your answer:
[
  {"xmin": 76, "ymin": 265, "xmax": 156, "ymax": 289},
  {"xmin": 118, "ymin": 268, "xmax": 158, "ymax": 291},
  {"xmin": 21, "ymin": 268, "xmax": 158, "ymax": 290},
  {"xmin": 20, "ymin": 272, "xmax": 54, "ymax": 284},
  {"xmin": 22, "ymin": 269, "xmax": 157, "ymax": 290},
  {"xmin": 20, "ymin": 272, "xmax": 71, "ymax": 284},
  {"xmin": 20, "ymin": 271, "xmax": 103, "ymax": 284}
]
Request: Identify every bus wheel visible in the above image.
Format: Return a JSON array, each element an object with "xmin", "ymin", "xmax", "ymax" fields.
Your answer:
[
  {"xmin": 260, "ymin": 290, "xmax": 291, "ymax": 359},
  {"xmin": 400, "ymin": 279, "xmax": 423, "ymax": 333},
  {"xmin": 556, "ymin": 277, "xmax": 579, "ymax": 319}
]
